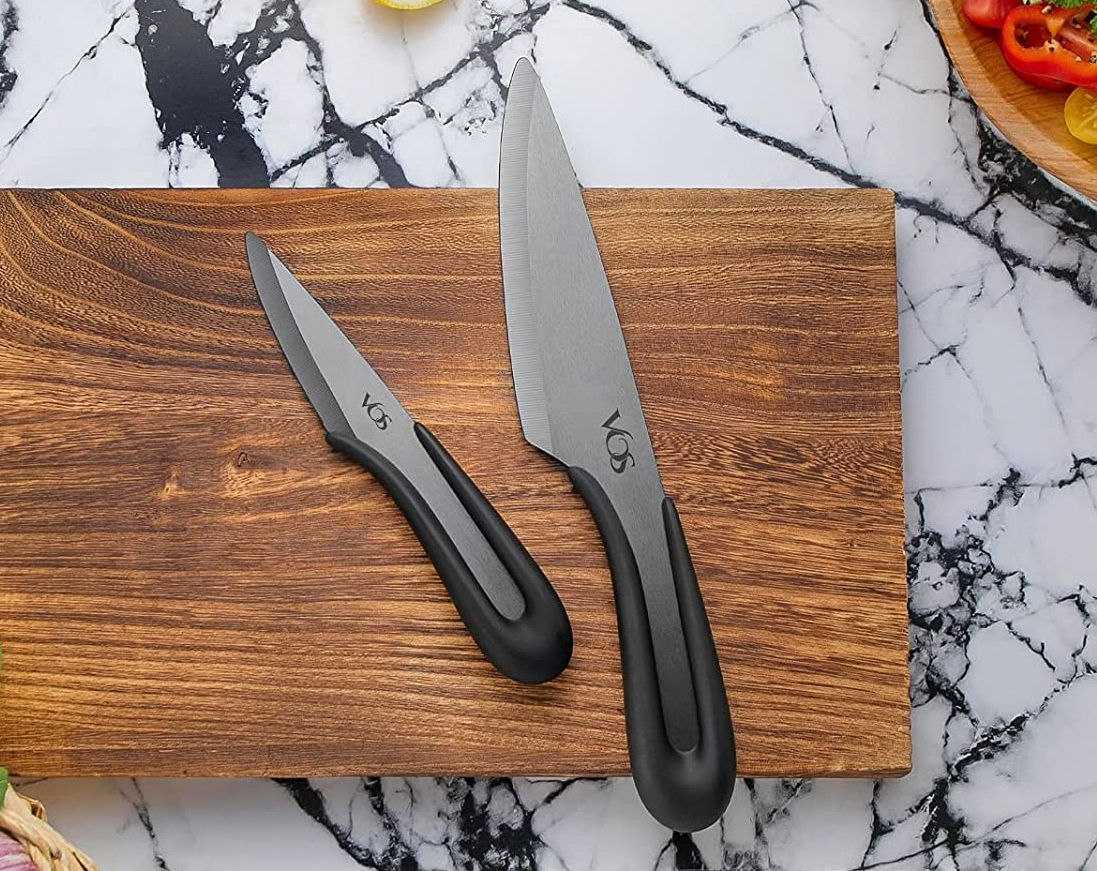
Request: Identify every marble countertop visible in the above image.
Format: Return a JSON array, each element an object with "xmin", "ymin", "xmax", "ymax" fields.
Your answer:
[{"xmin": 2, "ymin": 0, "xmax": 1096, "ymax": 868}]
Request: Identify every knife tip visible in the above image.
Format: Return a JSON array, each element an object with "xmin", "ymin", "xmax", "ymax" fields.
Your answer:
[
  {"xmin": 511, "ymin": 56, "xmax": 534, "ymax": 82},
  {"xmin": 244, "ymin": 231, "xmax": 270, "ymax": 261}
]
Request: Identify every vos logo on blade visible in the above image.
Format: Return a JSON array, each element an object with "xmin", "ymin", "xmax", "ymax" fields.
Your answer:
[
  {"xmin": 602, "ymin": 409, "xmax": 635, "ymax": 474},
  {"xmin": 362, "ymin": 392, "xmax": 391, "ymax": 431}
]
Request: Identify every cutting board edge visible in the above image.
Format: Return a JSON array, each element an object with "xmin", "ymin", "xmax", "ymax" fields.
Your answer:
[
  {"xmin": 0, "ymin": 748, "xmax": 912, "ymax": 780},
  {"xmin": 17, "ymin": 185, "xmax": 898, "ymax": 195}
]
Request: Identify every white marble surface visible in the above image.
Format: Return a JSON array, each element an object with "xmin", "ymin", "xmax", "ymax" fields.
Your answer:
[{"xmin": 2, "ymin": 0, "xmax": 1096, "ymax": 868}]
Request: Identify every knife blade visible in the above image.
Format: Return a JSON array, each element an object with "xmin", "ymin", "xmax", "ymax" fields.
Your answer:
[
  {"xmin": 245, "ymin": 232, "xmax": 572, "ymax": 684},
  {"xmin": 499, "ymin": 59, "xmax": 735, "ymax": 830}
]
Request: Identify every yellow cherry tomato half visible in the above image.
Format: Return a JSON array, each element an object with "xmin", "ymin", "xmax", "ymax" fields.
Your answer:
[
  {"xmin": 1064, "ymin": 87, "xmax": 1097, "ymax": 145},
  {"xmin": 370, "ymin": 0, "xmax": 445, "ymax": 7}
]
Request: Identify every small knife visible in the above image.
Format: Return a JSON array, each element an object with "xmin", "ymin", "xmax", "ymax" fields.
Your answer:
[
  {"xmin": 498, "ymin": 59, "xmax": 735, "ymax": 830},
  {"xmin": 245, "ymin": 233, "xmax": 572, "ymax": 684}
]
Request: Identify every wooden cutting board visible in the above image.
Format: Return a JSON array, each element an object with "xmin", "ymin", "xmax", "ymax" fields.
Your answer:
[{"xmin": 0, "ymin": 188, "xmax": 908, "ymax": 779}]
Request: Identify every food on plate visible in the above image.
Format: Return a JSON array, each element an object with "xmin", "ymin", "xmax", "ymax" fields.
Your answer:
[
  {"xmin": 1065, "ymin": 84, "xmax": 1097, "ymax": 140},
  {"xmin": 962, "ymin": 0, "xmax": 1022, "ymax": 28},
  {"xmin": 369, "ymin": 0, "xmax": 445, "ymax": 8},
  {"xmin": 962, "ymin": 0, "xmax": 1097, "ymax": 141}
]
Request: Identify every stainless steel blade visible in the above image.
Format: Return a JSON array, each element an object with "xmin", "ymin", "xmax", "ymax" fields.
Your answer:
[
  {"xmin": 499, "ymin": 60, "xmax": 698, "ymax": 747},
  {"xmin": 247, "ymin": 234, "xmax": 524, "ymax": 619}
]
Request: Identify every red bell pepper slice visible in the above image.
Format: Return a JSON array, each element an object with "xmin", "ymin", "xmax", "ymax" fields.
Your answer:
[
  {"xmin": 1011, "ymin": 66, "xmax": 1071, "ymax": 92},
  {"xmin": 1000, "ymin": 4, "xmax": 1097, "ymax": 88}
]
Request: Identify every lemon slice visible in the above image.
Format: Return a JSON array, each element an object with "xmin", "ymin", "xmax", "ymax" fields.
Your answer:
[
  {"xmin": 370, "ymin": 0, "xmax": 445, "ymax": 8},
  {"xmin": 1064, "ymin": 87, "xmax": 1097, "ymax": 145}
]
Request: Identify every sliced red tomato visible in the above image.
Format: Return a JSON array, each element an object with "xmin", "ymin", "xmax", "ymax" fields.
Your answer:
[
  {"xmin": 1056, "ymin": 9, "xmax": 1097, "ymax": 62},
  {"xmin": 1001, "ymin": 4, "xmax": 1097, "ymax": 89},
  {"xmin": 962, "ymin": 0, "xmax": 1022, "ymax": 30}
]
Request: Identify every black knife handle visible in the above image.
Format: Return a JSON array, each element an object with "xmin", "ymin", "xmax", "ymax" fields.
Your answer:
[
  {"xmin": 325, "ymin": 425, "xmax": 572, "ymax": 684},
  {"xmin": 567, "ymin": 467, "xmax": 735, "ymax": 832}
]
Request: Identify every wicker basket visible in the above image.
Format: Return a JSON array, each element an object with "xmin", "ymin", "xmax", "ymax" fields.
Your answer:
[{"xmin": 0, "ymin": 785, "xmax": 99, "ymax": 871}]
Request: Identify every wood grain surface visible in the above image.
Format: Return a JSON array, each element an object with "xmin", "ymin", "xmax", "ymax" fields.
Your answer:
[
  {"xmin": 931, "ymin": 0, "xmax": 1097, "ymax": 202},
  {"xmin": 0, "ymin": 188, "xmax": 908, "ymax": 779}
]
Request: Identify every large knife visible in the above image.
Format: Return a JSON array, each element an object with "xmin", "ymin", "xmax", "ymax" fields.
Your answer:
[
  {"xmin": 498, "ymin": 59, "xmax": 735, "ymax": 830},
  {"xmin": 245, "ymin": 233, "xmax": 572, "ymax": 684}
]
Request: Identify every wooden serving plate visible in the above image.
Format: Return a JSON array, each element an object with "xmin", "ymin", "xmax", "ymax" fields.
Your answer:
[
  {"xmin": 931, "ymin": 0, "xmax": 1097, "ymax": 201},
  {"xmin": 0, "ymin": 188, "xmax": 909, "ymax": 779}
]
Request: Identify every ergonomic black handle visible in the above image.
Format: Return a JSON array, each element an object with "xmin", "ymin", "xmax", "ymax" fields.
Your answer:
[
  {"xmin": 325, "ymin": 424, "xmax": 572, "ymax": 684},
  {"xmin": 567, "ymin": 467, "xmax": 735, "ymax": 832}
]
